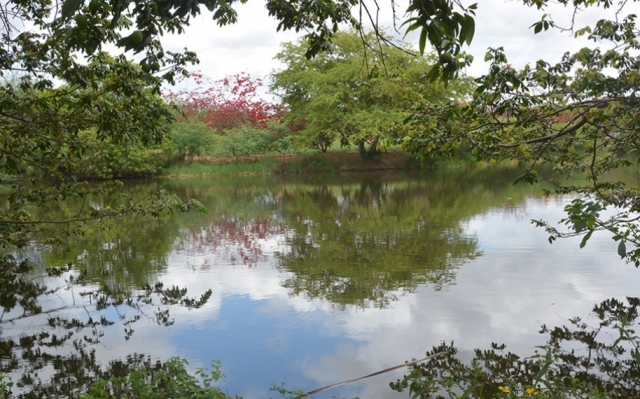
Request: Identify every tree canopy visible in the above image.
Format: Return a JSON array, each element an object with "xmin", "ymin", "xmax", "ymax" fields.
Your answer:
[
  {"xmin": 271, "ymin": 30, "xmax": 472, "ymax": 156},
  {"xmin": 399, "ymin": 0, "xmax": 640, "ymax": 263}
]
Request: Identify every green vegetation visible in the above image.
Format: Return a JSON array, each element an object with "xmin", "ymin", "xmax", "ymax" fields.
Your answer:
[
  {"xmin": 79, "ymin": 358, "xmax": 236, "ymax": 399},
  {"xmin": 168, "ymin": 120, "xmax": 222, "ymax": 162},
  {"xmin": 392, "ymin": 297, "xmax": 640, "ymax": 399},
  {"xmin": 162, "ymin": 151, "xmax": 429, "ymax": 177},
  {"xmin": 271, "ymin": 30, "xmax": 473, "ymax": 156},
  {"xmin": 164, "ymin": 157, "xmax": 281, "ymax": 176}
]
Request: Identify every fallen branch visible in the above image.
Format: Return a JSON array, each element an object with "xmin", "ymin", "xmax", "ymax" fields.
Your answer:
[{"xmin": 306, "ymin": 351, "xmax": 446, "ymax": 396}]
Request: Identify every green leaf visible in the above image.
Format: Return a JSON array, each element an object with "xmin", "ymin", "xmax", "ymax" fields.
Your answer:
[
  {"xmin": 574, "ymin": 218, "xmax": 587, "ymax": 233},
  {"xmin": 425, "ymin": 65, "xmax": 441, "ymax": 82},
  {"xmin": 403, "ymin": 21, "xmax": 422, "ymax": 35},
  {"xmin": 419, "ymin": 28, "xmax": 427, "ymax": 55},
  {"xmin": 463, "ymin": 15, "xmax": 475, "ymax": 45},
  {"xmin": 61, "ymin": 0, "xmax": 83, "ymax": 19},
  {"xmin": 579, "ymin": 230, "xmax": 593, "ymax": 248},
  {"xmin": 534, "ymin": 22, "xmax": 542, "ymax": 34},
  {"xmin": 618, "ymin": 240, "xmax": 627, "ymax": 258}
]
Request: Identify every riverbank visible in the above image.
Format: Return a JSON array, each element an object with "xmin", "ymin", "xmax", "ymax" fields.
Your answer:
[{"xmin": 161, "ymin": 150, "xmax": 441, "ymax": 178}]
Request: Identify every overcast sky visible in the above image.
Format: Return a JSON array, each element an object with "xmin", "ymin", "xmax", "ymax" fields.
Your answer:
[{"xmin": 156, "ymin": 0, "xmax": 639, "ymax": 94}]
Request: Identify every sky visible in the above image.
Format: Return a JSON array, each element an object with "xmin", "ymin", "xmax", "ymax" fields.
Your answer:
[{"xmin": 155, "ymin": 0, "xmax": 639, "ymax": 94}]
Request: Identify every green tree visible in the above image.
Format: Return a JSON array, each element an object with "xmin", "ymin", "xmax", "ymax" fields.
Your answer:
[
  {"xmin": 0, "ymin": 0, "xmax": 377, "ymax": 250},
  {"xmin": 76, "ymin": 130, "xmax": 170, "ymax": 179},
  {"xmin": 169, "ymin": 120, "xmax": 219, "ymax": 161},
  {"xmin": 398, "ymin": 0, "xmax": 640, "ymax": 261},
  {"xmin": 223, "ymin": 125, "xmax": 269, "ymax": 159},
  {"xmin": 271, "ymin": 30, "xmax": 473, "ymax": 157},
  {"xmin": 262, "ymin": 122, "xmax": 293, "ymax": 156}
]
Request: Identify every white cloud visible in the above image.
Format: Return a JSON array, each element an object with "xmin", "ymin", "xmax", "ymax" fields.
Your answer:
[{"xmin": 158, "ymin": 2, "xmax": 301, "ymax": 84}]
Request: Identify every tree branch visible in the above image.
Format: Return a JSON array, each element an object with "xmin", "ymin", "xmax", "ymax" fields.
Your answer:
[{"xmin": 499, "ymin": 113, "xmax": 588, "ymax": 148}]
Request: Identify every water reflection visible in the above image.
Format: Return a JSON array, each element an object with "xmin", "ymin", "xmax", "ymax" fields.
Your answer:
[
  {"xmin": 2, "ymin": 166, "xmax": 639, "ymax": 398},
  {"xmin": 175, "ymin": 216, "xmax": 288, "ymax": 268},
  {"xmin": 274, "ymin": 181, "xmax": 481, "ymax": 309}
]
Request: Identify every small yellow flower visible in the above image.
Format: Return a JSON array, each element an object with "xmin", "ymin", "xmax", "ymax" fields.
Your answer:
[
  {"xmin": 525, "ymin": 387, "xmax": 539, "ymax": 396},
  {"xmin": 498, "ymin": 386, "xmax": 510, "ymax": 393}
]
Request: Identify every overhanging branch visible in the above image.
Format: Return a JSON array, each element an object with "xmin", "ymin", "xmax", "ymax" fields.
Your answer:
[{"xmin": 499, "ymin": 113, "xmax": 588, "ymax": 148}]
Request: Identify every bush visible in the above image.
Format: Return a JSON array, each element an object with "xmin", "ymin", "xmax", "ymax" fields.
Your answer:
[
  {"xmin": 391, "ymin": 297, "xmax": 640, "ymax": 399},
  {"xmin": 223, "ymin": 125, "xmax": 267, "ymax": 159},
  {"xmin": 77, "ymin": 131, "xmax": 168, "ymax": 179},
  {"xmin": 262, "ymin": 122, "xmax": 293, "ymax": 155},
  {"xmin": 222, "ymin": 122, "xmax": 293, "ymax": 159},
  {"xmin": 79, "ymin": 358, "xmax": 236, "ymax": 399},
  {"xmin": 168, "ymin": 120, "xmax": 218, "ymax": 161}
]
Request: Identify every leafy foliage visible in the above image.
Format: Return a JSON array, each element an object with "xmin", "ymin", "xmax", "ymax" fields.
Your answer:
[
  {"xmin": 222, "ymin": 122, "xmax": 293, "ymax": 159},
  {"xmin": 168, "ymin": 120, "xmax": 220, "ymax": 161},
  {"xmin": 77, "ymin": 130, "xmax": 170, "ymax": 179},
  {"xmin": 223, "ymin": 125, "xmax": 271, "ymax": 159},
  {"xmin": 399, "ymin": 0, "xmax": 640, "ymax": 262},
  {"xmin": 79, "ymin": 358, "xmax": 235, "ymax": 399},
  {"xmin": 271, "ymin": 30, "xmax": 472, "ymax": 156},
  {"xmin": 402, "ymin": 0, "xmax": 477, "ymax": 81},
  {"xmin": 166, "ymin": 72, "xmax": 281, "ymax": 131},
  {"xmin": 0, "ymin": 60, "xmax": 195, "ymax": 247},
  {"xmin": 391, "ymin": 297, "xmax": 640, "ymax": 399}
]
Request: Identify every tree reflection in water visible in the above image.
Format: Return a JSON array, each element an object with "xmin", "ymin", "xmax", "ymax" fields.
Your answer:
[
  {"xmin": 0, "ymin": 166, "xmax": 570, "ymax": 397},
  {"xmin": 274, "ymin": 179, "xmax": 482, "ymax": 309},
  {"xmin": 174, "ymin": 216, "xmax": 288, "ymax": 268}
]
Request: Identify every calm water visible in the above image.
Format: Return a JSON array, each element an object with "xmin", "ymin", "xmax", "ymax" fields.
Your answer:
[{"xmin": 5, "ymin": 166, "xmax": 640, "ymax": 398}]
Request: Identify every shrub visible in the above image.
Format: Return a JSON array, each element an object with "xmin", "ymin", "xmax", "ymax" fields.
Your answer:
[
  {"xmin": 391, "ymin": 297, "xmax": 640, "ymax": 399},
  {"xmin": 169, "ymin": 120, "xmax": 218, "ymax": 161},
  {"xmin": 79, "ymin": 358, "xmax": 236, "ymax": 399},
  {"xmin": 262, "ymin": 122, "xmax": 293, "ymax": 155},
  {"xmin": 77, "ymin": 131, "xmax": 168, "ymax": 179},
  {"xmin": 223, "ymin": 125, "xmax": 268, "ymax": 159}
]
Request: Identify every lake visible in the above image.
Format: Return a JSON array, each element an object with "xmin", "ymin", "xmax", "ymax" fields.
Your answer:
[{"xmin": 4, "ymin": 165, "xmax": 640, "ymax": 398}]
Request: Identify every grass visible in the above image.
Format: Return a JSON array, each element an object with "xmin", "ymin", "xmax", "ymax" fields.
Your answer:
[
  {"xmin": 163, "ymin": 157, "xmax": 281, "ymax": 177},
  {"xmin": 160, "ymin": 150, "xmax": 440, "ymax": 178}
]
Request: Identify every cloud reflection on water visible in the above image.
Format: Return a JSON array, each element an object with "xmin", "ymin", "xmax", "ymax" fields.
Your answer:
[{"xmin": 138, "ymin": 195, "xmax": 640, "ymax": 399}]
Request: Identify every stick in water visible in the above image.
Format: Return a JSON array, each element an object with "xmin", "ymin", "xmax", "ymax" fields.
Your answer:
[{"xmin": 306, "ymin": 351, "xmax": 446, "ymax": 396}]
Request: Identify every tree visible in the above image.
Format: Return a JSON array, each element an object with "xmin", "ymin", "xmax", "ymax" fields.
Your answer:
[
  {"xmin": 0, "ymin": 0, "xmax": 387, "ymax": 250},
  {"xmin": 169, "ymin": 120, "xmax": 219, "ymax": 161},
  {"xmin": 399, "ymin": 0, "xmax": 640, "ymax": 263},
  {"xmin": 165, "ymin": 72, "xmax": 281, "ymax": 131},
  {"xmin": 271, "ymin": 30, "xmax": 472, "ymax": 157}
]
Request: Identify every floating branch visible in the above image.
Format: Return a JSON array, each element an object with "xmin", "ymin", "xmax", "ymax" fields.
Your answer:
[{"xmin": 306, "ymin": 351, "xmax": 446, "ymax": 396}]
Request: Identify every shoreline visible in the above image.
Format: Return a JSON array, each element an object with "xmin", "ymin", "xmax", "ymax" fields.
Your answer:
[{"xmin": 159, "ymin": 150, "xmax": 446, "ymax": 179}]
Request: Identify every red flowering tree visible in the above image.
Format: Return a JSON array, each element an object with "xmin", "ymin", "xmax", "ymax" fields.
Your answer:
[{"xmin": 165, "ymin": 71, "xmax": 282, "ymax": 131}]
